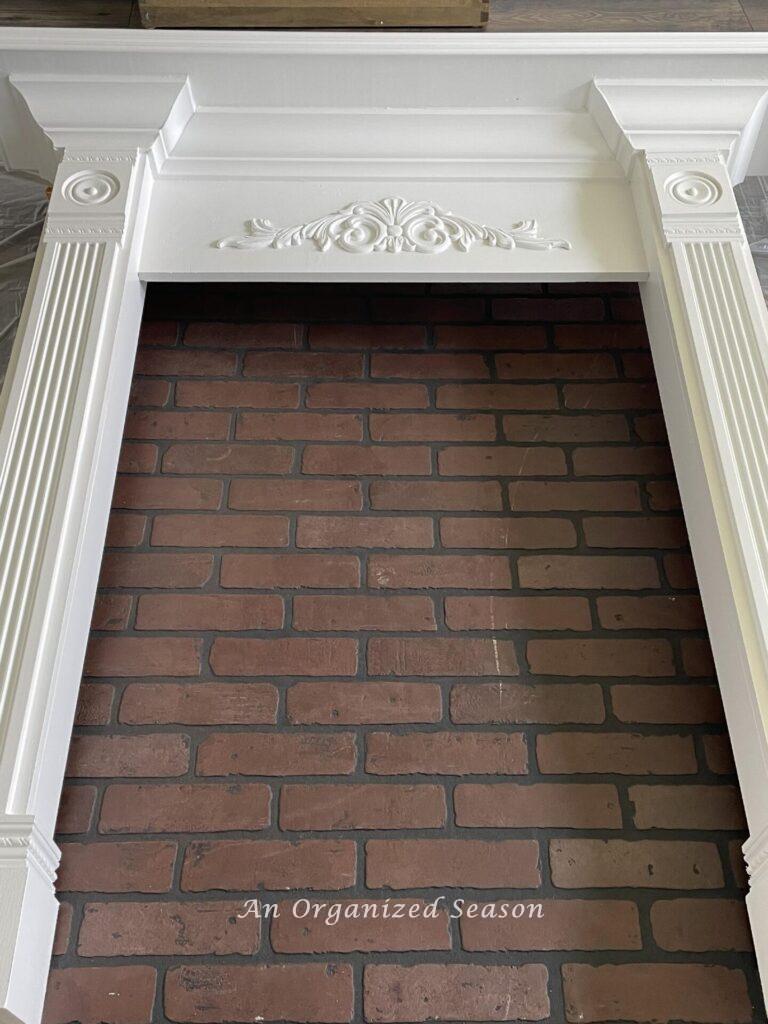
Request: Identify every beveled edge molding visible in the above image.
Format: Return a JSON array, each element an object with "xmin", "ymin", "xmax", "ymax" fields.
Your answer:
[
  {"xmin": 0, "ymin": 817, "xmax": 60, "ymax": 885},
  {"xmin": 216, "ymin": 197, "xmax": 572, "ymax": 255}
]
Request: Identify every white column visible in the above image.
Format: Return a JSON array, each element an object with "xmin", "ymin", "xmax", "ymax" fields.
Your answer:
[
  {"xmin": 631, "ymin": 150, "xmax": 768, "ymax": 988},
  {"xmin": 0, "ymin": 150, "xmax": 151, "ymax": 1024}
]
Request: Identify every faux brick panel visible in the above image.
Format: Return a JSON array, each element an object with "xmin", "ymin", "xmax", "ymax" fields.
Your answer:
[
  {"xmin": 561, "ymin": 963, "xmax": 751, "ymax": 1024},
  {"xmin": 181, "ymin": 839, "xmax": 356, "ymax": 892},
  {"xmin": 50, "ymin": 286, "xmax": 756, "ymax": 1024},
  {"xmin": 164, "ymin": 964, "xmax": 354, "ymax": 1024},
  {"xmin": 364, "ymin": 963, "xmax": 550, "ymax": 1023},
  {"xmin": 549, "ymin": 838, "xmax": 724, "ymax": 889}
]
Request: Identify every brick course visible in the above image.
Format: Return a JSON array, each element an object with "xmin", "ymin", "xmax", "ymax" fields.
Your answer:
[{"xmin": 47, "ymin": 283, "xmax": 763, "ymax": 1024}]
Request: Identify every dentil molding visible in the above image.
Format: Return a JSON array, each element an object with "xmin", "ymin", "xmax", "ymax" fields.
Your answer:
[{"xmin": 216, "ymin": 198, "xmax": 572, "ymax": 255}]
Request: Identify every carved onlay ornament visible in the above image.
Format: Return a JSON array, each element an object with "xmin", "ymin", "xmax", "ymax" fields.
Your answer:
[
  {"xmin": 61, "ymin": 170, "xmax": 120, "ymax": 206},
  {"xmin": 217, "ymin": 197, "xmax": 571, "ymax": 255},
  {"xmin": 665, "ymin": 171, "xmax": 723, "ymax": 207}
]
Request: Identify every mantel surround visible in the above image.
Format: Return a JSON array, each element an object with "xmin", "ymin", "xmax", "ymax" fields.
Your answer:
[{"xmin": 1, "ymin": 29, "xmax": 768, "ymax": 1024}]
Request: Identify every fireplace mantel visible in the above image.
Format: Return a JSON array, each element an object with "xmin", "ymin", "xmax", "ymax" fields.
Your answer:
[{"xmin": 1, "ymin": 29, "xmax": 768, "ymax": 1024}]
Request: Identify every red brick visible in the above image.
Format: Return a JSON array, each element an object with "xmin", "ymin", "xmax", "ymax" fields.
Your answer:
[
  {"xmin": 112, "ymin": 476, "xmax": 222, "ymax": 510},
  {"xmin": 151, "ymin": 514, "xmax": 289, "ymax": 548},
  {"xmin": 634, "ymin": 412, "xmax": 668, "ymax": 441},
  {"xmin": 368, "ymin": 637, "xmax": 519, "ymax": 677},
  {"xmin": 162, "ymin": 443, "xmax": 294, "ymax": 475},
  {"xmin": 229, "ymin": 478, "xmax": 362, "ymax": 511},
  {"xmin": 440, "ymin": 517, "xmax": 576, "ymax": 549},
  {"xmin": 370, "ymin": 413, "xmax": 496, "ymax": 441},
  {"xmin": 369, "ymin": 554, "xmax": 511, "ymax": 590},
  {"xmin": 74, "ymin": 684, "xmax": 114, "ymax": 726},
  {"xmin": 44, "ymin": 966, "xmax": 156, "ymax": 1024},
  {"xmin": 731, "ymin": 840, "xmax": 749, "ymax": 890},
  {"xmin": 555, "ymin": 322, "xmax": 649, "ymax": 350},
  {"xmin": 91, "ymin": 595, "xmax": 132, "ymax": 631},
  {"xmin": 550, "ymin": 838, "xmax": 724, "ymax": 889},
  {"xmin": 57, "ymin": 841, "xmax": 176, "ymax": 893},
  {"xmin": 197, "ymin": 732, "xmax": 356, "ymax": 776},
  {"xmin": 647, "ymin": 478, "xmax": 682, "ymax": 510},
  {"xmin": 703, "ymin": 734, "xmax": 736, "ymax": 774},
  {"xmin": 281, "ymin": 784, "xmax": 446, "ymax": 830},
  {"xmin": 297, "ymin": 516, "xmax": 433, "ymax": 549},
  {"xmin": 508, "ymin": 481, "xmax": 641, "ymax": 511},
  {"xmin": 366, "ymin": 731, "xmax": 527, "ymax": 775},
  {"xmin": 294, "ymin": 595, "xmax": 436, "ymax": 631},
  {"xmin": 574, "ymin": 446, "xmax": 674, "ymax": 477},
  {"xmin": 583, "ymin": 515, "xmax": 687, "ymax": 549},
  {"xmin": 370, "ymin": 295, "xmax": 485, "ymax": 323},
  {"xmin": 130, "ymin": 379, "xmax": 170, "ymax": 407},
  {"xmin": 455, "ymin": 783, "xmax": 621, "ymax": 829},
  {"xmin": 630, "ymin": 784, "xmax": 746, "ymax": 830},
  {"xmin": 52, "ymin": 903, "xmax": 72, "ymax": 956},
  {"xmin": 623, "ymin": 351, "xmax": 655, "ymax": 378},
  {"xmin": 451, "ymin": 683, "xmax": 604, "ymax": 724},
  {"xmin": 503, "ymin": 414, "xmax": 629, "ymax": 442},
  {"xmin": 437, "ymin": 446, "xmax": 566, "ymax": 476},
  {"xmin": 494, "ymin": 296, "xmax": 604, "ymax": 321},
  {"xmin": 537, "ymin": 732, "xmax": 696, "ymax": 775},
  {"xmin": 135, "ymin": 349, "xmax": 237, "ymax": 376},
  {"xmin": 309, "ymin": 323, "xmax": 426, "ymax": 349},
  {"xmin": 78, "ymin": 900, "xmax": 258, "ymax": 956},
  {"xmin": 598, "ymin": 595, "xmax": 704, "ymax": 630},
  {"xmin": 287, "ymin": 682, "xmax": 442, "ymax": 725},
  {"xmin": 364, "ymin": 963, "xmax": 550, "ymax": 1023},
  {"xmin": 140, "ymin": 320, "xmax": 176, "ymax": 346},
  {"xmin": 184, "ymin": 322, "xmax": 302, "ymax": 348},
  {"xmin": 66, "ymin": 734, "xmax": 189, "ymax": 777},
  {"xmin": 124, "ymin": 411, "xmax": 230, "ymax": 440},
  {"xmin": 244, "ymin": 351, "xmax": 363, "ymax": 378},
  {"xmin": 56, "ymin": 786, "xmax": 96, "ymax": 834},
  {"xmin": 611, "ymin": 684, "xmax": 724, "ymax": 724},
  {"xmin": 665, "ymin": 552, "xmax": 699, "ymax": 588},
  {"xmin": 307, "ymin": 382, "xmax": 429, "ymax": 408},
  {"xmin": 303, "ymin": 444, "xmax": 431, "ymax": 476},
  {"xmin": 460, "ymin": 899, "xmax": 640, "ymax": 951},
  {"xmin": 612, "ymin": 296, "xmax": 644, "ymax": 320},
  {"xmin": 370, "ymin": 480, "xmax": 502, "ymax": 511},
  {"xmin": 106, "ymin": 514, "xmax": 146, "ymax": 548},
  {"xmin": 651, "ymin": 898, "xmax": 752, "ymax": 951},
  {"xmin": 164, "ymin": 964, "xmax": 353, "ymax": 1024},
  {"xmin": 176, "ymin": 380, "xmax": 299, "ymax": 408},
  {"xmin": 120, "ymin": 683, "xmax": 278, "ymax": 725},
  {"xmin": 271, "ymin": 897, "xmax": 451, "ymax": 953},
  {"xmin": 181, "ymin": 839, "xmax": 356, "ymax": 892},
  {"xmin": 496, "ymin": 352, "xmax": 616, "ymax": 379},
  {"xmin": 366, "ymin": 838, "xmax": 540, "ymax": 888},
  {"xmin": 84, "ymin": 638, "xmax": 201, "ymax": 678},
  {"xmin": 518, "ymin": 554, "xmax": 659, "ymax": 589},
  {"xmin": 562, "ymin": 963, "xmax": 751, "ymax": 1024},
  {"xmin": 101, "ymin": 546, "xmax": 210, "ymax": 591},
  {"xmin": 100, "ymin": 783, "xmax": 270, "ymax": 833},
  {"xmin": 136, "ymin": 594, "xmax": 283, "ymax": 631},
  {"xmin": 437, "ymin": 383, "xmax": 558, "ymax": 409},
  {"xmin": 682, "ymin": 636, "xmax": 716, "ymax": 675},
  {"xmin": 237, "ymin": 411, "xmax": 362, "ymax": 440},
  {"xmin": 436, "ymin": 324, "xmax": 546, "ymax": 350},
  {"xmin": 211, "ymin": 637, "xmax": 357, "ymax": 677},
  {"xmin": 221, "ymin": 553, "xmax": 360, "ymax": 589},
  {"xmin": 371, "ymin": 353, "xmax": 489, "ymax": 379},
  {"xmin": 565, "ymin": 381, "xmax": 660, "ymax": 410},
  {"xmin": 527, "ymin": 638, "xmax": 673, "ymax": 677},
  {"xmin": 118, "ymin": 442, "xmax": 158, "ymax": 474},
  {"xmin": 445, "ymin": 596, "xmax": 590, "ymax": 631}
]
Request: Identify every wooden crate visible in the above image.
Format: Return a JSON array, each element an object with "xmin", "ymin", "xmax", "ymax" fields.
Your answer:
[{"xmin": 137, "ymin": 0, "xmax": 488, "ymax": 28}]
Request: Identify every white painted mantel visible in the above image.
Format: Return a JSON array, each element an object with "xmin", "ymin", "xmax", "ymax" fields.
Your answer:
[{"xmin": 1, "ymin": 28, "xmax": 768, "ymax": 1024}]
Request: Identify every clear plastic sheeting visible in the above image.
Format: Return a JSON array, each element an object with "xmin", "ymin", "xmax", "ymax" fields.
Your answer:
[{"xmin": 0, "ymin": 170, "xmax": 48, "ymax": 388}]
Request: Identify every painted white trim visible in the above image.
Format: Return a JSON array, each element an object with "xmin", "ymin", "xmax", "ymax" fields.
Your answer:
[{"xmin": 0, "ymin": 34, "xmax": 768, "ymax": 1024}]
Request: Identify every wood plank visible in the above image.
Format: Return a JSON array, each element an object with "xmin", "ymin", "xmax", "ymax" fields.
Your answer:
[
  {"xmin": 487, "ymin": 0, "xmax": 751, "ymax": 31},
  {"xmin": 740, "ymin": 0, "xmax": 768, "ymax": 30},
  {"xmin": 138, "ymin": 0, "xmax": 486, "ymax": 26},
  {"xmin": 0, "ymin": 0, "xmax": 134, "ymax": 26}
]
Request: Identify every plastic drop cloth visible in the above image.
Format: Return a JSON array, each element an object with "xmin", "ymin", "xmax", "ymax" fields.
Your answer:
[{"xmin": 0, "ymin": 170, "xmax": 48, "ymax": 388}]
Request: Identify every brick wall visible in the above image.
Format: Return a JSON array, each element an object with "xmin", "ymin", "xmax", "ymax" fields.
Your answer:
[{"xmin": 47, "ymin": 283, "xmax": 765, "ymax": 1024}]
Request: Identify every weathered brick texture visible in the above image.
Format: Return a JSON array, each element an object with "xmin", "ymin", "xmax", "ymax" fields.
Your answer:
[{"xmin": 47, "ymin": 283, "xmax": 763, "ymax": 1024}]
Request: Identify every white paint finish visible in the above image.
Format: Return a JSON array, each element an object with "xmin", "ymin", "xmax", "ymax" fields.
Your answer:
[{"xmin": 0, "ymin": 31, "xmax": 767, "ymax": 1024}]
